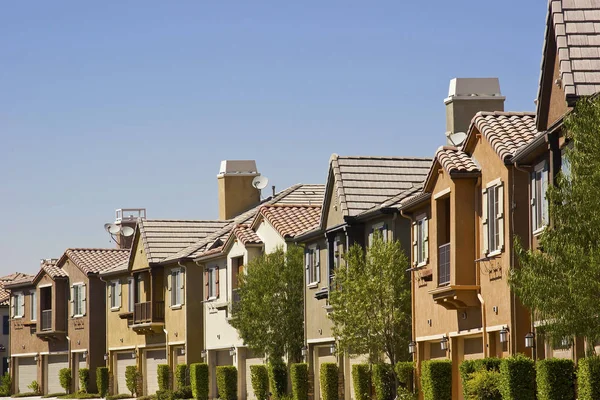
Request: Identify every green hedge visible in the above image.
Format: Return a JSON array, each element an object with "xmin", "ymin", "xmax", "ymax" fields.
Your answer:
[
  {"xmin": 577, "ymin": 356, "xmax": 600, "ymax": 400},
  {"xmin": 460, "ymin": 358, "xmax": 501, "ymax": 398},
  {"xmin": 319, "ymin": 363, "xmax": 338, "ymax": 400},
  {"xmin": 372, "ymin": 364, "xmax": 394, "ymax": 400},
  {"xmin": 290, "ymin": 363, "xmax": 308, "ymax": 400},
  {"xmin": 175, "ymin": 364, "xmax": 187, "ymax": 389},
  {"xmin": 499, "ymin": 354, "xmax": 535, "ymax": 400},
  {"xmin": 395, "ymin": 362, "xmax": 414, "ymax": 392},
  {"xmin": 250, "ymin": 365, "xmax": 269, "ymax": 400},
  {"xmin": 189, "ymin": 363, "xmax": 209, "ymax": 400},
  {"xmin": 536, "ymin": 358, "xmax": 575, "ymax": 400},
  {"xmin": 157, "ymin": 364, "xmax": 170, "ymax": 391},
  {"xmin": 125, "ymin": 365, "xmax": 139, "ymax": 396},
  {"xmin": 216, "ymin": 365, "xmax": 237, "ymax": 400},
  {"xmin": 78, "ymin": 368, "xmax": 90, "ymax": 393},
  {"xmin": 0, "ymin": 373, "xmax": 11, "ymax": 397},
  {"xmin": 420, "ymin": 360, "xmax": 452, "ymax": 400},
  {"xmin": 95, "ymin": 367, "xmax": 109, "ymax": 398},
  {"xmin": 465, "ymin": 370, "xmax": 501, "ymax": 400},
  {"xmin": 351, "ymin": 364, "xmax": 370, "ymax": 400},
  {"xmin": 59, "ymin": 368, "xmax": 72, "ymax": 394},
  {"xmin": 269, "ymin": 360, "xmax": 288, "ymax": 400}
]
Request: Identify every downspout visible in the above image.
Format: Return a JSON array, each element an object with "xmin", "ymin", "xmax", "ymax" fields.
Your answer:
[
  {"xmin": 475, "ymin": 176, "xmax": 488, "ymax": 357},
  {"xmin": 178, "ymin": 261, "xmax": 187, "ymax": 365},
  {"xmin": 194, "ymin": 259, "xmax": 208, "ymax": 381},
  {"xmin": 66, "ymin": 336, "xmax": 72, "ymax": 393},
  {"xmin": 99, "ymin": 276, "xmax": 109, "ymax": 368},
  {"xmin": 399, "ymin": 210, "xmax": 416, "ymax": 355}
]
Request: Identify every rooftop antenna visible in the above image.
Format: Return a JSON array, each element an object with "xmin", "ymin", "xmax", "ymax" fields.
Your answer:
[{"xmin": 448, "ymin": 131, "xmax": 467, "ymax": 147}]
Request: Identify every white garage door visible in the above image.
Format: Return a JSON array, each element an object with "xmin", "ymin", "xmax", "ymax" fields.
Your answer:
[
  {"xmin": 116, "ymin": 353, "xmax": 137, "ymax": 395},
  {"xmin": 316, "ymin": 347, "xmax": 336, "ymax": 400},
  {"xmin": 17, "ymin": 357, "xmax": 37, "ymax": 394},
  {"xmin": 47, "ymin": 354, "xmax": 68, "ymax": 394},
  {"xmin": 145, "ymin": 349, "xmax": 167, "ymax": 395},
  {"xmin": 245, "ymin": 355, "xmax": 263, "ymax": 400}
]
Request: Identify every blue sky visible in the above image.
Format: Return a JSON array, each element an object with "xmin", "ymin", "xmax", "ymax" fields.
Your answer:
[{"xmin": 0, "ymin": 1, "xmax": 546, "ymax": 275}]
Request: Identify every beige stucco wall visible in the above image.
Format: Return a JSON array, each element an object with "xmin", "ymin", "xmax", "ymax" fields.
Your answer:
[{"xmin": 255, "ymin": 220, "xmax": 286, "ymax": 253}]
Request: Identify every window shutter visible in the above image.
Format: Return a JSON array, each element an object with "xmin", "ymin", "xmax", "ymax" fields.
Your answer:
[
  {"xmin": 497, "ymin": 184, "xmax": 505, "ymax": 251},
  {"xmin": 383, "ymin": 223, "xmax": 389, "ymax": 242},
  {"xmin": 412, "ymin": 222, "xmax": 418, "ymax": 266},
  {"xmin": 180, "ymin": 270, "xmax": 185, "ymax": 306},
  {"xmin": 305, "ymin": 249, "xmax": 310, "ymax": 284},
  {"xmin": 10, "ymin": 296, "xmax": 14, "ymax": 318},
  {"xmin": 19, "ymin": 294, "xmax": 24, "ymax": 317},
  {"xmin": 70, "ymin": 285, "xmax": 75, "ymax": 317},
  {"xmin": 82, "ymin": 284, "xmax": 87, "ymax": 316},
  {"xmin": 167, "ymin": 272, "xmax": 172, "ymax": 292},
  {"xmin": 315, "ymin": 246, "xmax": 321, "ymax": 284},
  {"xmin": 530, "ymin": 172, "xmax": 537, "ymax": 230},
  {"xmin": 216, "ymin": 267, "xmax": 220, "ymax": 298},
  {"xmin": 482, "ymin": 188, "xmax": 489, "ymax": 255},
  {"xmin": 204, "ymin": 270, "xmax": 209, "ymax": 300},
  {"xmin": 542, "ymin": 164, "xmax": 549, "ymax": 225},
  {"xmin": 117, "ymin": 282, "xmax": 122, "ymax": 309},
  {"xmin": 368, "ymin": 228, "xmax": 374, "ymax": 247},
  {"xmin": 423, "ymin": 217, "xmax": 429, "ymax": 263}
]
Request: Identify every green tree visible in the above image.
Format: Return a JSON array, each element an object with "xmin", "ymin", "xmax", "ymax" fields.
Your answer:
[
  {"xmin": 510, "ymin": 96, "xmax": 600, "ymax": 344},
  {"xmin": 329, "ymin": 232, "xmax": 412, "ymax": 365},
  {"xmin": 230, "ymin": 245, "xmax": 304, "ymax": 363}
]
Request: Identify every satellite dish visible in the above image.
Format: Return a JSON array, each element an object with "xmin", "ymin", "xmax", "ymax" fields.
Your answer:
[
  {"xmin": 252, "ymin": 176, "xmax": 269, "ymax": 190},
  {"xmin": 103, "ymin": 223, "xmax": 112, "ymax": 232},
  {"xmin": 449, "ymin": 131, "xmax": 467, "ymax": 147},
  {"xmin": 121, "ymin": 226, "xmax": 134, "ymax": 237},
  {"xmin": 107, "ymin": 224, "xmax": 121, "ymax": 235}
]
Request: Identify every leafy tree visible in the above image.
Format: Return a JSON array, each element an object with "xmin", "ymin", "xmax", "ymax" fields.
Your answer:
[
  {"xmin": 329, "ymin": 232, "xmax": 412, "ymax": 365},
  {"xmin": 230, "ymin": 245, "xmax": 304, "ymax": 363},
  {"xmin": 510, "ymin": 97, "xmax": 600, "ymax": 344}
]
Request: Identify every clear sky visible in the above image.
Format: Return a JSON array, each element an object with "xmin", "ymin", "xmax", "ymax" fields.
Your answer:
[{"xmin": 0, "ymin": 1, "xmax": 546, "ymax": 275}]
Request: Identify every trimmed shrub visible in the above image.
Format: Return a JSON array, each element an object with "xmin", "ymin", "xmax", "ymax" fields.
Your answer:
[
  {"xmin": 156, "ymin": 389, "xmax": 174, "ymax": 400},
  {"xmin": 464, "ymin": 370, "xmax": 501, "ymax": 400},
  {"xmin": 175, "ymin": 364, "xmax": 187, "ymax": 390},
  {"xmin": 174, "ymin": 386, "xmax": 192, "ymax": 399},
  {"xmin": 216, "ymin": 365, "xmax": 237, "ymax": 400},
  {"xmin": 290, "ymin": 363, "xmax": 308, "ymax": 400},
  {"xmin": 577, "ymin": 356, "xmax": 600, "ymax": 400},
  {"xmin": 476, "ymin": 358, "xmax": 501, "ymax": 372},
  {"xmin": 268, "ymin": 360, "xmax": 288, "ymax": 400},
  {"xmin": 395, "ymin": 362, "xmax": 415, "ymax": 392},
  {"xmin": 79, "ymin": 368, "xmax": 90, "ymax": 393},
  {"xmin": 498, "ymin": 354, "xmax": 535, "ymax": 400},
  {"xmin": 250, "ymin": 365, "xmax": 269, "ymax": 400},
  {"xmin": 27, "ymin": 380, "xmax": 40, "ymax": 395},
  {"xmin": 106, "ymin": 395, "xmax": 132, "ymax": 400},
  {"xmin": 536, "ymin": 358, "xmax": 575, "ymax": 400},
  {"xmin": 189, "ymin": 363, "xmax": 208, "ymax": 400},
  {"xmin": 157, "ymin": 364, "xmax": 171, "ymax": 391},
  {"xmin": 351, "ymin": 364, "xmax": 370, "ymax": 400},
  {"xmin": 96, "ymin": 367, "xmax": 109, "ymax": 398},
  {"xmin": 420, "ymin": 360, "xmax": 452, "ymax": 400},
  {"xmin": 460, "ymin": 358, "xmax": 501, "ymax": 398},
  {"xmin": 319, "ymin": 363, "xmax": 338, "ymax": 400},
  {"xmin": 125, "ymin": 366, "xmax": 139, "ymax": 396},
  {"xmin": 59, "ymin": 368, "xmax": 72, "ymax": 394},
  {"xmin": 0, "ymin": 373, "xmax": 11, "ymax": 397},
  {"xmin": 372, "ymin": 364, "xmax": 394, "ymax": 400}
]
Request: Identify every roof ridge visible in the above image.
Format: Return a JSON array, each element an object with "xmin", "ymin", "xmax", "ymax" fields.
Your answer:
[
  {"xmin": 261, "ymin": 204, "xmax": 321, "ymax": 209},
  {"xmin": 336, "ymin": 155, "xmax": 433, "ymax": 161},
  {"xmin": 66, "ymin": 248, "xmax": 129, "ymax": 252},
  {"xmin": 475, "ymin": 111, "xmax": 536, "ymax": 117},
  {"xmin": 140, "ymin": 219, "xmax": 231, "ymax": 223}
]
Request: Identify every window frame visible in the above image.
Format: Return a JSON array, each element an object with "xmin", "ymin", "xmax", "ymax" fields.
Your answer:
[
  {"xmin": 483, "ymin": 179, "xmax": 505, "ymax": 256},
  {"xmin": 12, "ymin": 292, "xmax": 24, "ymax": 319},
  {"xmin": 128, "ymin": 277, "xmax": 135, "ymax": 313},
  {"xmin": 109, "ymin": 280, "xmax": 120, "ymax": 310},
  {"xmin": 207, "ymin": 267, "xmax": 218, "ymax": 300},
  {"xmin": 415, "ymin": 214, "xmax": 428, "ymax": 266},
  {"xmin": 29, "ymin": 290, "xmax": 37, "ymax": 322},
  {"xmin": 532, "ymin": 160, "xmax": 549, "ymax": 234},
  {"xmin": 306, "ymin": 244, "xmax": 320, "ymax": 286},
  {"xmin": 170, "ymin": 269, "xmax": 183, "ymax": 308},
  {"xmin": 72, "ymin": 283, "xmax": 85, "ymax": 317}
]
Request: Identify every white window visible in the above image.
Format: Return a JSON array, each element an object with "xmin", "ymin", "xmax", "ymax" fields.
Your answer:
[
  {"xmin": 207, "ymin": 267, "xmax": 219, "ymax": 299},
  {"xmin": 108, "ymin": 281, "xmax": 121, "ymax": 310},
  {"xmin": 128, "ymin": 278, "xmax": 135, "ymax": 313},
  {"xmin": 532, "ymin": 161, "xmax": 549, "ymax": 233},
  {"xmin": 305, "ymin": 245, "xmax": 320, "ymax": 285},
  {"xmin": 11, "ymin": 293, "xmax": 24, "ymax": 318},
  {"xmin": 412, "ymin": 215, "xmax": 429, "ymax": 266},
  {"xmin": 368, "ymin": 222, "xmax": 388, "ymax": 246},
  {"xmin": 483, "ymin": 181, "xmax": 505, "ymax": 255},
  {"xmin": 170, "ymin": 269, "xmax": 184, "ymax": 307},
  {"xmin": 71, "ymin": 284, "xmax": 85, "ymax": 317},
  {"xmin": 30, "ymin": 291, "xmax": 37, "ymax": 321}
]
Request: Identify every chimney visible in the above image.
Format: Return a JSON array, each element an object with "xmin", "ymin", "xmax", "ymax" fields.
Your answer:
[
  {"xmin": 217, "ymin": 160, "xmax": 261, "ymax": 220},
  {"xmin": 106, "ymin": 208, "xmax": 146, "ymax": 249},
  {"xmin": 444, "ymin": 78, "xmax": 505, "ymax": 145}
]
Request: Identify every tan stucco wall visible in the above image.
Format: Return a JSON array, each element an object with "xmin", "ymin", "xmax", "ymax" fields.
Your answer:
[{"xmin": 255, "ymin": 220, "xmax": 286, "ymax": 253}]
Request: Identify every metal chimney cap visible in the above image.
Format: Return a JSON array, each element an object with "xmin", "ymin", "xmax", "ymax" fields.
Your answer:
[
  {"xmin": 218, "ymin": 160, "xmax": 259, "ymax": 177},
  {"xmin": 444, "ymin": 78, "xmax": 505, "ymax": 104}
]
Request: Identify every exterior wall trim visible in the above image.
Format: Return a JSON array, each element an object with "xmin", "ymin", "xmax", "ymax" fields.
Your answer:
[
  {"xmin": 449, "ymin": 329, "xmax": 482, "ymax": 338},
  {"xmin": 416, "ymin": 334, "xmax": 446, "ymax": 342},
  {"xmin": 39, "ymin": 351, "xmax": 68, "ymax": 355},
  {"xmin": 38, "ymin": 284, "xmax": 52, "ymax": 288},
  {"xmin": 137, "ymin": 343, "xmax": 166, "ymax": 349},
  {"xmin": 433, "ymin": 188, "xmax": 451, "ymax": 200},
  {"xmin": 71, "ymin": 349, "xmax": 88, "ymax": 353},
  {"xmin": 12, "ymin": 353, "xmax": 38, "ymax": 357},
  {"xmin": 168, "ymin": 341, "xmax": 185, "ymax": 346},
  {"xmin": 108, "ymin": 346, "xmax": 136, "ymax": 351},
  {"xmin": 307, "ymin": 337, "xmax": 335, "ymax": 344}
]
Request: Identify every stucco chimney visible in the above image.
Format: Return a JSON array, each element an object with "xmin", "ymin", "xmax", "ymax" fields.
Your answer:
[
  {"xmin": 444, "ymin": 78, "xmax": 505, "ymax": 145},
  {"xmin": 217, "ymin": 160, "xmax": 261, "ymax": 220}
]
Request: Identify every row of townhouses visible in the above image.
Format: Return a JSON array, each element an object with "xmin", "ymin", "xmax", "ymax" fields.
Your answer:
[{"xmin": 4, "ymin": 1, "xmax": 599, "ymax": 399}]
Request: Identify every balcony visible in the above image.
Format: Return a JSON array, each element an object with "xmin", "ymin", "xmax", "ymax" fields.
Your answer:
[
  {"xmin": 131, "ymin": 301, "xmax": 165, "ymax": 334},
  {"xmin": 42, "ymin": 310, "xmax": 52, "ymax": 331},
  {"xmin": 35, "ymin": 309, "xmax": 66, "ymax": 341}
]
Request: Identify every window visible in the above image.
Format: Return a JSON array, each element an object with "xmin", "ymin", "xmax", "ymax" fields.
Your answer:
[
  {"xmin": 368, "ymin": 222, "xmax": 388, "ymax": 246},
  {"xmin": 305, "ymin": 245, "xmax": 320, "ymax": 285},
  {"xmin": 413, "ymin": 216, "xmax": 429, "ymax": 266},
  {"xmin": 206, "ymin": 267, "xmax": 219, "ymax": 300},
  {"xmin": 30, "ymin": 291, "xmax": 37, "ymax": 321},
  {"xmin": 2, "ymin": 316, "xmax": 8, "ymax": 335},
  {"xmin": 128, "ymin": 278, "xmax": 135, "ymax": 313},
  {"xmin": 483, "ymin": 181, "xmax": 505, "ymax": 255},
  {"xmin": 531, "ymin": 161, "xmax": 549, "ymax": 232},
  {"xmin": 109, "ymin": 281, "xmax": 121, "ymax": 310},
  {"xmin": 71, "ymin": 284, "xmax": 85, "ymax": 317},
  {"xmin": 11, "ymin": 293, "xmax": 24, "ymax": 318},
  {"xmin": 170, "ymin": 269, "xmax": 184, "ymax": 307}
]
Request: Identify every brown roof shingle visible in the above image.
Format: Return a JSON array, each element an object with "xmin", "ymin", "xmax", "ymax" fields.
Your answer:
[
  {"xmin": 232, "ymin": 225, "xmax": 263, "ymax": 245},
  {"xmin": 65, "ymin": 248, "xmax": 130, "ymax": 275},
  {"xmin": 0, "ymin": 273, "xmax": 34, "ymax": 305},
  {"xmin": 435, "ymin": 146, "xmax": 480, "ymax": 174},
  {"xmin": 259, "ymin": 205, "xmax": 321, "ymax": 238}
]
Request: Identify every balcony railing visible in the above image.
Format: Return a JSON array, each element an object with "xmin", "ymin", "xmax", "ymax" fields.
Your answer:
[
  {"xmin": 41, "ymin": 309, "xmax": 52, "ymax": 331},
  {"xmin": 438, "ymin": 243, "xmax": 451, "ymax": 286},
  {"xmin": 133, "ymin": 301, "xmax": 165, "ymax": 324}
]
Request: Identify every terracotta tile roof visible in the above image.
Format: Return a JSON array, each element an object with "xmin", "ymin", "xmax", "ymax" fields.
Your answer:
[
  {"xmin": 541, "ymin": 0, "xmax": 600, "ymax": 99},
  {"xmin": 232, "ymin": 224, "xmax": 263, "ymax": 245},
  {"xmin": 64, "ymin": 248, "xmax": 130, "ymax": 275},
  {"xmin": 259, "ymin": 205, "xmax": 321, "ymax": 238},
  {"xmin": 470, "ymin": 112, "xmax": 538, "ymax": 161},
  {"xmin": 101, "ymin": 259, "xmax": 129, "ymax": 276},
  {"xmin": 435, "ymin": 146, "xmax": 480, "ymax": 174},
  {"xmin": 42, "ymin": 262, "xmax": 67, "ymax": 278},
  {"xmin": 0, "ymin": 273, "xmax": 34, "ymax": 305},
  {"xmin": 326, "ymin": 155, "xmax": 431, "ymax": 219}
]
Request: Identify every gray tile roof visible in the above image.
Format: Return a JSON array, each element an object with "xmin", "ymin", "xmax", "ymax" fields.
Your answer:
[
  {"xmin": 327, "ymin": 155, "xmax": 432, "ymax": 218},
  {"xmin": 64, "ymin": 248, "xmax": 130, "ymax": 275},
  {"xmin": 542, "ymin": 0, "xmax": 600, "ymax": 100}
]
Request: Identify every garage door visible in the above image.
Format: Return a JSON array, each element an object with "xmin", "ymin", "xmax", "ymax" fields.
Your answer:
[
  {"xmin": 47, "ymin": 354, "xmax": 68, "ymax": 394},
  {"xmin": 17, "ymin": 357, "xmax": 37, "ymax": 394},
  {"xmin": 316, "ymin": 347, "xmax": 336, "ymax": 400},
  {"xmin": 116, "ymin": 353, "xmax": 136, "ymax": 395},
  {"xmin": 145, "ymin": 349, "xmax": 167, "ymax": 395},
  {"xmin": 245, "ymin": 354, "xmax": 263, "ymax": 400}
]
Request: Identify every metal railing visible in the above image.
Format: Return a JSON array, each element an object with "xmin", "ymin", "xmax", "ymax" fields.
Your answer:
[
  {"xmin": 438, "ymin": 243, "xmax": 451, "ymax": 286},
  {"xmin": 133, "ymin": 301, "xmax": 165, "ymax": 324},
  {"xmin": 41, "ymin": 309, "xmax": 52, "ymax": 331}
]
